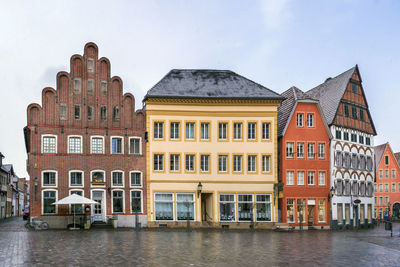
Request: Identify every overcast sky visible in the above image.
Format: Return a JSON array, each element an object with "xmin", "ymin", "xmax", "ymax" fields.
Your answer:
[{"xmin": 1, "ymin": 0, "xmax": 399, "ymax": 179}]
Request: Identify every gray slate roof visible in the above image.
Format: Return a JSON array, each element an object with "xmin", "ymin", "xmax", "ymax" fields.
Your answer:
[
  {"xmin": 277, "ymin": 86, "xmax": 314, "ymax": 136},
  {"xmin": 306, "ymin": 66, "xmax": 356, "ymax": 125},
  {"xmin": 395, "ymin": 152, "xmax": 400, "ymax": 166},
  {"xmin": 144, "ymin": 69, "xmax": 284, "ymax": 101},
  {"xmin": 374, "ymin": 143, "xmax": 387, "ymax": 169}
]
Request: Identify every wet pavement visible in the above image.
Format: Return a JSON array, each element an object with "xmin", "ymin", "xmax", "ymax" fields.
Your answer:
[{"xmin": 1, "ymin": 217, "xmax": 400, "ymax": 266}]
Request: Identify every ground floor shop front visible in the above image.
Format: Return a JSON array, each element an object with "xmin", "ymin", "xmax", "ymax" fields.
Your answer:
[
  {"xmin": 331, "ymin": 196, "xmax": 374, "ymax": 229},
  {"xmin": 279, "ymin": 197, "xmax": 330, "ymax": 229},
  {"xmin": 147, "ymin": 182, "xmax": 278, "ymax": 229}
]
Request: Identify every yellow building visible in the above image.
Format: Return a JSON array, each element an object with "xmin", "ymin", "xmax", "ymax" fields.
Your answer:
[{"xmin": 144, "ymin": 70, "xmax": 284, "ymax": 228}]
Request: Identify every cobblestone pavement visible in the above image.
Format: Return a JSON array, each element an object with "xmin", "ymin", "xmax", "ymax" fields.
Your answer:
[{"xmin": 1, "ymin": 217, "xmax": 400, "ymax": 266}]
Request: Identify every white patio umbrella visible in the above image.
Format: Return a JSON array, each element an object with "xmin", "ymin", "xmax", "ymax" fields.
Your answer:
[{"xmin": 53, "ymin": 194, "xmax": 98, "ymax": 229}]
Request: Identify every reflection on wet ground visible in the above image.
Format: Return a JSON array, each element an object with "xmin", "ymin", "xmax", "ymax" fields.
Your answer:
[{"xmin": 1, "ymin": 217, "xmax": 400, "ymax": 266}]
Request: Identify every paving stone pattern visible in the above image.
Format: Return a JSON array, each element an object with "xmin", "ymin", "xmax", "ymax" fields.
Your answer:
[{"xmin": 1, "ymin": 217, "xmax": 400, "ymax": 266}]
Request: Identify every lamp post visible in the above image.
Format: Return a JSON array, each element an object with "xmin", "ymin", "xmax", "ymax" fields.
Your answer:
[
  {"xmin": 34, "ymin": 177, "xmax": 38, "ymax": 201},
  {"xmin": 197, "ymin": 182, "xmax": 202, "ymax": 198}
]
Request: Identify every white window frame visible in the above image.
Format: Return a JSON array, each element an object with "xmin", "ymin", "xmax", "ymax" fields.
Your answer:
[
  {"xmin": 154, "ymin": 192, "xmax": 174, "ymax": 221},
  {"xmin": 176, "ymin": 193, "xmax": 196, "ymax": 221},
  {"xmin": 130, "ymin": 189, "xmax": 143, "ymax": 213},
  {"xmin": 255, "ymin": 194, "xmax": 272, "ymax": 222},
  {"xmin": 297, "ymin": 171, "xmax": 304, "ymax": 185},
  {"xmin": 218, "ymin": 155, "xmax": 227, "ymax": 172},
  {"xmin": 318, "ymin": 172, "xmax": 325, "ymax": 186},
  {"xmin": 200, "ymin": 154, "xmax": 209, "ymax": 172},
  {"xmin": 297, "ymin": 143, "xmax": 304, "ymax": 158},
  {"xmin": 238, "ymin": 194, "xmax": 254, "ymax": 222},
  {"xmin": 296, "ymin": 113, "xmax": 303, "ymax": 127},
  {"xmin": 170, "ymin": 154, "xmax": 180, "ymax": 172},
  {"xmin": 185, "ymin": 122, "xmax": 195, "ymax": 140},
  {"xmin": 286, "ymin": 142, "xmax": 294, "ymax": 158},
  {"xmin": 233, "ymin": 123, "xmax": 242, "ymax": 140},
  {"xmin": 67, "ymin": 135, "xmax": 83, "ymax": 154},
  {"xmin": 200, "ymin": 122, "xmax": 209, "ymax": 140},
  {"xmin": 42, "ymin": 189, "xmax": 58, "ymax": 215},
  {"xmin": 318, "ymin": 143, "xmax": 325, "ymax": 159},
  {"xmin": 307, "ymin": 113, "xmax": 314, "ymax": 127},
  {"xmin": 248, "ymin": 155, "xmax": 256, "ymax": 172},
  {"xmin": 262, "ymin": 155, "xmax": 270, "ymax": 173},
  {"xmin": 262, "ymin": 122, "xmax": 270, "ymax": 140},
  {"xmin": 154, "ymin": 122, "xmax": 164, "ymax": 139},
  {"xmin": 41, "ymin": 170, "xmax": 58, "ymax": 188},
  {"xmin": 129, "ymin": 171, "xmax": 142, "ymax": 187},
  {"xmin": 110, "ymin": 136, "xmax": 124, "ymax": 154},
  {"xmin": 111, "ymin": 189, "xmax": 125, "ymax": 214},
  {"xmin": 128, "ymin": 136, "xmax": 142, "ymax": 155},
  {"xmin": 286, "ymin": 171, "xmax": 294, "ymax": 185},
  {"xmin": 185, "ymin": 154, "xmax": 195, "ymax": 172},
  {"xmin": 219, "ymin": 193, "xmax": 236, "ymax": 222},
  {"xmin": 90, "ymin": 136, "xmax": 105, "ymax": 154},
  {"xmin": 170, "ymin": 122, "xmax": 180, "ymax": 140},
  {"xmin": 111, "ymin": 170, "xmax": 125, "ymax": 188},
  {"xmin": 90, "ymin": 170, "xmax": 106, "ymax": 186},
  {"xmin": 248, "ymin": 122, "xmax": 256, "ymax": 140},
  {"xmin": 308, "ymin": 171, "xmax": 315, "ymax": 185},
  {"xmin": 41, "ymin": 134, "xmax": 57, "ymax": 154},
  {"xmin": 68, "ymin": 170, "xmax": 84, "ymax": 188},
  {"xmin": 154, "ymin": 154, "xmax": 164, "ymax": 171},
  {"xmin": 233, "ymin": 155, "xmax": 242, "ymax": 173},
  {"xmin": 218, "ymin": 123, "xmax": 227, "ymax": 140}
]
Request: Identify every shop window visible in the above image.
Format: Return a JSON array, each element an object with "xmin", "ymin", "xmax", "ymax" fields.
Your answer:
[
  {"xmin": 220, "ymin": 194, "xmax": 235, "ymax": 221},
  {"xmin": 70, "ymin": 190, "xmax": 83, "ymax": 214},
  {"xmin": 155, "ymin": 193, "xmax": 173, "ymax": 220},
  {"xmin": 238, "ymin": 194, "xmax": 253, "ymax": 221},
  {"xmin": 297, "ymin": 199, "xmax": 305, "ymax": 223},
  {"xmin": 256, "ymin": 194, "xmax": 271, "ymax": 222},
  {"xmin": 177, "ymin": 193, "xmax": 195, "ymax": 221},
  {"xmin": 43, "ymin": 191, "xmax": 56, "ymax": 215},
  {"xmin": 112, "ymin": 191, "xmax": 124, "ymax": 213},
  {"xmin": 131, "ymin": 191, "xmax": 142, "ymax": 213},
  {"xmin": 287, "ymin": 199, "xmax": 295, "ymax": 222},
  {"xmin": 318, "ymin": 199, "xmax": 325, "ymax": 222}
]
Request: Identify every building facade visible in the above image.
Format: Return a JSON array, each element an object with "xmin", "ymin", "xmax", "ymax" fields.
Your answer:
[
  {"xmin": 0, "ymin": 153, "xmax": 10, "ymax": 219},
  {"xmin": 278, "ymin": 87, "xmax": 332, "ymax": 229},
  {"xmin": 24, "ymin": 43, "xmax": 146, "ymax": 228},
  {"xmin": 374, "ymin": 143, "xmax": 400, "ymax": 220},
  {"xmin": 307, "ymin": 65, "xmax": 376, "ymax": 229},
  {"xmin": 144, "ymin": 70, "xmax": 284, "ymax": 228}
]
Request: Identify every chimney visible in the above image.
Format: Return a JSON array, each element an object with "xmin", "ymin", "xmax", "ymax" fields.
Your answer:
[{"xmin": 0, "ymin": 152, "xmax": 4, "ymax": 167}]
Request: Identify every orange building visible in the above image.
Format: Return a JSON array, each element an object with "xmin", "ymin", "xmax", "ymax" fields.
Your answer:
[
  {"xmin": 374, "ymin": 143, "xmax": 400, "ymax": 220},
  {"xmin": 278, "ymin": 87, "xmax": 332, "ymax": 229}
]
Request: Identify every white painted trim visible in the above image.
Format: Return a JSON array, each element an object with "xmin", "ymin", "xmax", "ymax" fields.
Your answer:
[
  {"xmin": 90, "ymin": 189, "xmax": 106, "ymax": 222},
  {"xmin": 41, "ymin": 189, "xmax": 58, "ymax": 215},
  {"xmin": 41, "ymin": 170, "xmax": 58, "ymax": 188},
  {"xmin": 154, "ymin": 192, "xmax": 175, "ymax": 221},
  {"xmin": 176, "ymin": 192, "xmax": 196, "ymax": 221},
  {"xmin": 67, "ymin": 135, "xmax": 83, "ymax": 154},
  {"xmin": 110, "ymin": 136, "xmax": 124, "ymax": 154},
  {"xmin": 111, "ymin": 189, "xmax": 125, "ymax": 214},
  {"xmin": 255, "ymin": 193, "xmax": 273, "ymax": 222},
  {"xmin": 68, "ymin": 170, "xmax": 84, "ymax": 188},
  {"xmin": 130, "ymin": 189, "xmax": 143, "ymax": 214},
  {"xmin": 111, "ymin": 170, "xmax": 125, "ymax": 188},
  {"xmin": 129, "ymin": 170, "xmax": 143, "ymax": 188},
  {"xmin": 90, "ymin": 135, "xmax": 105, "ymax": 154},
  {"xmin": 128, "ymin": 136, "xmax": 142, "ymax": 155},
  {"xmin": 41, "ymin": 134, "xmax": 58, "ymax": 154}
]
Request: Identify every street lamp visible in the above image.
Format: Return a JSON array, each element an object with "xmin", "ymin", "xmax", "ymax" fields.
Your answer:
[
  {"xmin": 34, "ymin": 177, "xmax": 38, "ymax": 201},
  {"xmin": 328, "ymin": 186, "xmax": 335, "ymax": 229},
  {"xmin": 197, "ymin": 182, "xmax": 202, "ymax": 198}
]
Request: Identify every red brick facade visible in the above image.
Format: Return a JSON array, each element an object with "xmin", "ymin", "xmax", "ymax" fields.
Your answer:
[
  {"xmin": 279, "ymin": 102, "xmax": 331, "ymax": 228},
  {"xmin": 24, "ymin": 43, "xmax": 146, "ymax": 222}
]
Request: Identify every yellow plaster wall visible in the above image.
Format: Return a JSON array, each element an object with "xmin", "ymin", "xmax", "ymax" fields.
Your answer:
[{"xmin": 146, "ymin": 100, "xmax": 279, "ymax": 223}]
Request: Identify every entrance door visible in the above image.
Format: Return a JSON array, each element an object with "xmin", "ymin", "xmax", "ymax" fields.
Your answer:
[
  {"xmin": 92, "ymin": 191, "xmax": 105, "ymax": 222},
  {"xmin": 307, "ymin": 206, "xmax": 314, "ymax": 226},
  {"xmin": 201, "ymin": 193, "xmax": 213, "ymax": 222}
]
